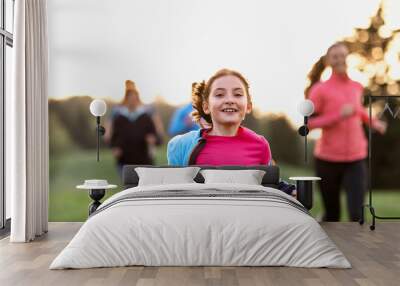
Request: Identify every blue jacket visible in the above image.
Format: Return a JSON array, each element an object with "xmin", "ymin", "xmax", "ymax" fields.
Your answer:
[
  {"xmin": 167, "ymin": 129, "xmax": 202, "ymax": 166},
  {"xmin": 168, "ymin": 103, "xmax": 200, "ymax": 136}
]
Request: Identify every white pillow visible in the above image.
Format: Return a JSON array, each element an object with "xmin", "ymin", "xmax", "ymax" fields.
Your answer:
[
  {"xmin": 135, "ymin": 167, "xmax": 201, "ymax": 186},
  {"xmin": 200, "ymin": 169, "xmax": 266, "ymax": 185}
]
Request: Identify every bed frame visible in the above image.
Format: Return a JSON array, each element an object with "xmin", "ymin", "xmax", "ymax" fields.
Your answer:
[
  {"xmin": 81, "ymin": 165, "xmax": 280, "ymax": 216},
  {"xmin": 122, "ymin": 165, "xmax": 280, "ymax": 189},
  {"xmin": 121, "ymin": 165, "xmax": 313, "ymax": 210}
]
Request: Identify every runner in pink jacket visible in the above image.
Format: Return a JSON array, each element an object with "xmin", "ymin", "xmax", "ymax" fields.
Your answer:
[
  {"xmin": 308, "ymin": 73, "xmax": 382, "ymax": 162},
  {"xmin": 306, "ymin": 42, "xmax": 386, "ymax": 222}
]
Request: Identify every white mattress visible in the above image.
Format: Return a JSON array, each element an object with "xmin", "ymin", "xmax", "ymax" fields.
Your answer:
[{"xmin": 50, "ymin": 183, "xmax": 351, "ymax": 269}]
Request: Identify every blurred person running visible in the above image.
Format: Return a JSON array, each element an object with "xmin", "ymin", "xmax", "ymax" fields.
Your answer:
[
  {"xmin": 104, "ymin": 80, "xmax": 164, "ymax": 176},
  {"xmin": 306, "ymin": 42, "xmax": 386, "ymax": 221}
]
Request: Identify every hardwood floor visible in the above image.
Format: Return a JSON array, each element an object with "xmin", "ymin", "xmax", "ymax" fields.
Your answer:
[{"xmin": 0, "ymin": 222, "xmax": 399, "ymax": 286}]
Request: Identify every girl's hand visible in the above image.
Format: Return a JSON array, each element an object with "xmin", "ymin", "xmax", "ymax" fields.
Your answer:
[{"xmin": 372, "ymin": 120, "xmax": 387, "ymax": 134}]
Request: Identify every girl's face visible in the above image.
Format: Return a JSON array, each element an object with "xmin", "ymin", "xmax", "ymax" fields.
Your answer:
[
  {"xmin": 203, "ymin": 75, "xmax": 252, "ymax": 127},
  {"xmin": 326, "ymin": 44, "xmax": 348, "ymax": 74}
]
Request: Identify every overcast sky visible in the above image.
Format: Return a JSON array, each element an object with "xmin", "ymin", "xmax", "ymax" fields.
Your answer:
[{"xmin": 48, "ymin": 0, "xmax": 400, "ymax": 124}]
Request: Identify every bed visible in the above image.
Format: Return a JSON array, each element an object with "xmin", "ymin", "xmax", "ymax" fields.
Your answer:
[{"xmin": 50, "ymin": 165, "xmax": 351, "ymax": 269}]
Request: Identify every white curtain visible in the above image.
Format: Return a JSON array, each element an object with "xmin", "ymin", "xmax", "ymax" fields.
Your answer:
[{"xmin": 7, "ymin": 0, "xmax": 49, "ymax": 242}]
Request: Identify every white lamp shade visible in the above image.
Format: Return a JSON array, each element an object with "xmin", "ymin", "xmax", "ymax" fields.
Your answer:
[
  {"xmin": 298, "ymin": 99, "xmax": 315, "ymax": 117},
  {"xmin": 90, "ymin": 99, "xmax": 107, "ymax": 117}
]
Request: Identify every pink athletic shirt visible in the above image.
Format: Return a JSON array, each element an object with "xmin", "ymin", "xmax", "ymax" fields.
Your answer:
[
  {"xmin": 195, "ymin": 126, "xmax": 272, "ymax": 166},
  {"xmin": 308, "ymin": 73, "xmax": 378, "ymax": 162}
]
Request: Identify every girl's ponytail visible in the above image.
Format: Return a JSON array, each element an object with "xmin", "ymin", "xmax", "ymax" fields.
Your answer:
[
  {"xmin": 304, "ymin": 56, "xmax": 326, "ymax": 98},
  {"xmin": 191, "ymin": 81, "xmax": 212, "ymax": 124}
]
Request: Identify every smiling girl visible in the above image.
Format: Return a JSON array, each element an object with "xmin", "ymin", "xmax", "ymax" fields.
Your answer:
[{"xmin": 167, "ymin": 69, "xmax": 272, "ymax": 166}]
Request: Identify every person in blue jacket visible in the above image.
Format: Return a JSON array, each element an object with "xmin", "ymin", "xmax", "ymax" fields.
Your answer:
[{"xmin": 168, "ymin": 102, "xmax": 200, "ymax": 136}]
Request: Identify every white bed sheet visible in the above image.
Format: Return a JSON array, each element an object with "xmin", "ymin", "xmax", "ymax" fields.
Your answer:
[{"xmin": 50, "ymin": 183, "xmax": 351, "ymax": 269}]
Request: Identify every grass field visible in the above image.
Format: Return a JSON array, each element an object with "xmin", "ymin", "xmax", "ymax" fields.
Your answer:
[{"xmin": 49, "ymin": 146, "xmax": 400, "ymax": 222}]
